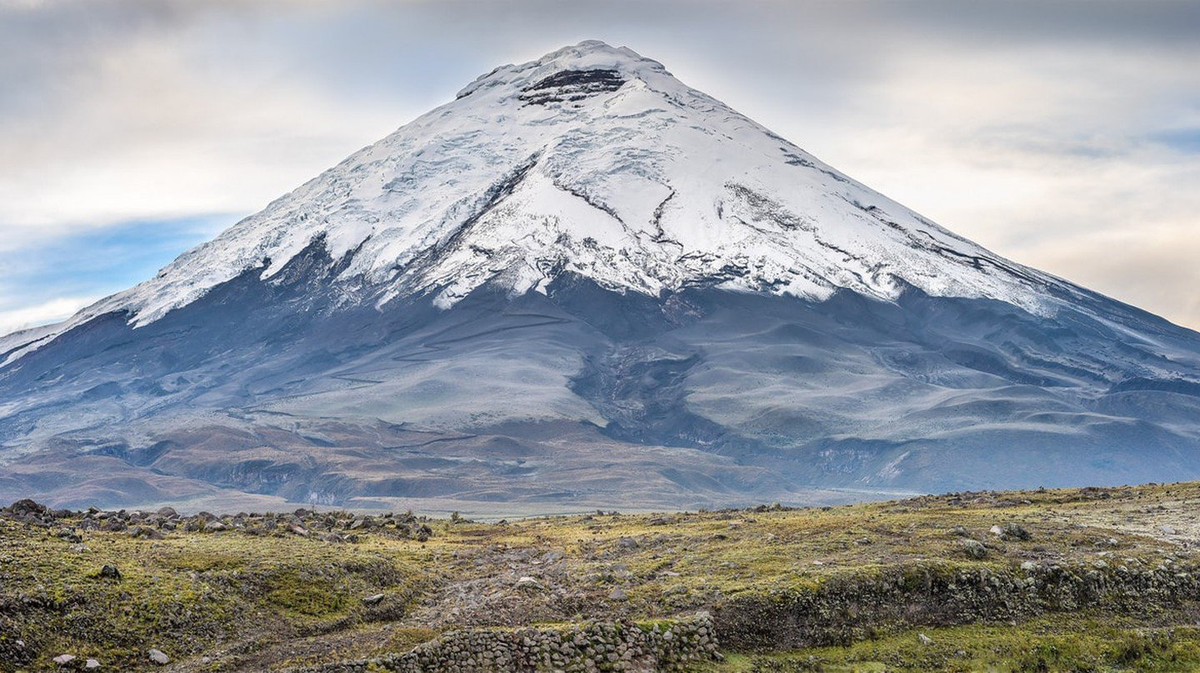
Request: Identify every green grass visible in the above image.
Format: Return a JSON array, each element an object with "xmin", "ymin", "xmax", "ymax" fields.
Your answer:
[
  {"xmin": 2, "ymin": 481, "xmax": 1199, "ymax": 670},
  {"xmin": 0, "ymin": 519, "xmax": 425, "ymax": 671},
  {"xmin": 708, "ymin": 614, "xmax": 1200, "ymax": 672}
]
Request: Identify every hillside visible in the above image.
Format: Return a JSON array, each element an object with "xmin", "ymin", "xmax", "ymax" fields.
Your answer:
[{"xmin": 3, "ymin": 481, "xmax": 1200, "ymax": 671}]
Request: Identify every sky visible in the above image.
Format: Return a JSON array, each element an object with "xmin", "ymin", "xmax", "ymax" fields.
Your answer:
[{"xmin": 1, "ymin": 0, "xmax": 1198, "ymax": 334}]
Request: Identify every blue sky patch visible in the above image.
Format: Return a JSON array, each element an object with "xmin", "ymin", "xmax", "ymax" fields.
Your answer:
[
  {"xmin": 1150, "ymin": 128, "xmax": 1200, "ymax": 154},
  {"xmin": 0, "ymin": 213, "xmax": 237, "ymax": 324}
]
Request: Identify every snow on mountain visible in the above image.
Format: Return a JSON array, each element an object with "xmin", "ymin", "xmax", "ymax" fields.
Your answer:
[
  {"xmin": 3, "ymin": 41, "xmax": 1200, "ymax": 512},
  {"xmin": 14, "ymin": 41, "xmax": 1063, "ymax": 349}
]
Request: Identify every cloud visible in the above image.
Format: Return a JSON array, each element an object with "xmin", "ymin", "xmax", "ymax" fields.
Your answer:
[
  {"xmin": 0, "ymin": 296, "xmax": 98, "ymax": 336},
  {"xmin": 0, "ymin": 0, "xmax": 415, "ymax": 246},
  {"xmin": 0, "ymin": 214, "xmax": 231, "ymax": 335},
  {"xmin": 798, "ymin": 41, "xmax": 1200, "ymax": 327},
  {"xmin": 1, "ymin": 0, "xmax": 1198, "ymax": 330},
  {"xmin": 1151, "ymin": 128, "xmax": 1200, "ymax": 154}
]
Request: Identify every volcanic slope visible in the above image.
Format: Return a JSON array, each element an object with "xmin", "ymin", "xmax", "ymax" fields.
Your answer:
[{"xmin": 2, "ymin": 41, "xmax": 1199, "ymax": 511}]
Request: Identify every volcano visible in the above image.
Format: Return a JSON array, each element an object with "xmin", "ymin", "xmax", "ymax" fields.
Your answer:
[{"xmin": 3, "ymin": 41, "xmax": 1199, "ymax": 512}]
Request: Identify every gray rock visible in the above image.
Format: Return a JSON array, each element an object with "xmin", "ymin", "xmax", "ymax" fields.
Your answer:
[
  {"xmin": 85, "ymin": 659, "xmax": 101, "ymax": 670},
  {"xmin": 991, "ymin": 523, "xmax": 1032, "ymax": 541},
  {"xmin": 53, "ymin": 654, "xmax": 76, "ymax": 666},
  {"xmin": 148, "ymin": 649, "xmax": 170, "ymax": 665},
  {"xmin": 363, "ymin": 593, "xmax": 385, "ymax": 605},
  {"xmin": 130, "ymin": 526, "xmax": 165, "ymax": 540},
  {"xmin": 608, "ymin": 587, "xmax": 628, "ymax": 601},
  {"xmin": 961, "ymin": 539, "xmax": 988, "ymax": 559},
  {"xmin": 515, "ymin": 576, "xmax": 543, "ymax": 591},
  {"xmin": 1003, "ymin": 523, "xmax": 1033, "ymax": 540}
]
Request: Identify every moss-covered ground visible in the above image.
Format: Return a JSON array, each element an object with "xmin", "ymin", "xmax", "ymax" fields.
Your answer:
[
  {"xmin": 1, "ymin": 481, "xmax": 1198, "ymax": 671},
  {"xmin": 709, "ymin": 614, "xmax": 1200, "ymax": 672}
]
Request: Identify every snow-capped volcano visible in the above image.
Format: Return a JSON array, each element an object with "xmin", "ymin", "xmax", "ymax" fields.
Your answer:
[
  {"xmin": 3, "ymin": 42, "xmax": 1200, "ymax": 512},
  {"xmin": 21, "ymin": 41, "xmax": 1051, "ymax": 340}
]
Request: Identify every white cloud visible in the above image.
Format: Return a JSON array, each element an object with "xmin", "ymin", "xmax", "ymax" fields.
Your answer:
[
  {"xmin": 0, "ymin": 296, "xmax": 99, "ymax": 335},
  {"xmin": 730, "ymin": 42, "xmax": 1200, "ymax": 328},
  {"xmin": 0, "ymin": 2, "xmax": 415, "ymax": 250}
]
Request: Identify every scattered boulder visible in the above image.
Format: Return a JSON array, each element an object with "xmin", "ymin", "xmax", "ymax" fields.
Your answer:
[
  {"xmin": 515, "ymin": 576, "xmax": 543, "ymax": 591},
  {"xmin": 53, "ymin": 654, "xmax": 76, "ymax": 666},
  {"xmin": 9, "ymin": 499, "xmax": 50, "ymax": 517},
  {"xmin": 102, "ymin": 519, "xmax": 127, "ymax": 532},
  {"xmin": 85, "ymin": 659, "xmax": 101, "ymax": 670},
  {"xmin": 990, "ymin": 523, "xmax": 1032, "ymax": 541},
  {"xmin": 130, "ymin": 526, "xmax": 165, "ymax": 540},
  {"xmin": 609, "ymin": 587, "xmax": 628, "ymax": 601},
  {"xmin": 148, "ymin": 649, "xmax": 170, "ymax": 665},
  {"xmin": 98, "ymin": 564, "xmax": 122, "ymax": 581},
  {"xmin": 363, "ymin": 593, "xmax": 385, "ymax": 605},
  {"xmin": 960, "ymin": 539, "xmax": 988, "ymax": 559},
  {"xmin": 918, "ymin": 633, "xmax": 933, "ymax": 645}
]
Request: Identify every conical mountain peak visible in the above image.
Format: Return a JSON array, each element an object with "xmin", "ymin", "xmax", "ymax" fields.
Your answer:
[
  {"xmin": 4, "ymin": 43, "xmax": 1200, "ymax": 510},
  {"xmin": 23, "ymin": 40, "xmax": 1066, "ymax": 342}
]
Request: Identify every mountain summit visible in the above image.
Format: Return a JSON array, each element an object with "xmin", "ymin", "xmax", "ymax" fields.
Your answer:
[
  {"xmin": 3, "ymin": 42, "xmax": 1200, "ymax": 512},
  {"xmin": 10, "ymin": 41, "xmax": 1058, "ymax": 337}
]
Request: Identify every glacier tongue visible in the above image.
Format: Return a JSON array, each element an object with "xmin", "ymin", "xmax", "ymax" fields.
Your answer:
[{"xmin": 19, "ymin": 40, "xmax": 1059, "ymax": 345}]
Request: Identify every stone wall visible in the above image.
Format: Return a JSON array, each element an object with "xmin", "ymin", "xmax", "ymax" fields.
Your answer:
[
  {"xmin": 714, "ymin": 560, "xmax": 1200, "ymax": 651},
  {"xmin": 294, "ymin": 614, "xmax": 718, "ymax": 672},
  {"xmin": 293, "ymin": 560, "xmax": 1200, "ymax": 670}
]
